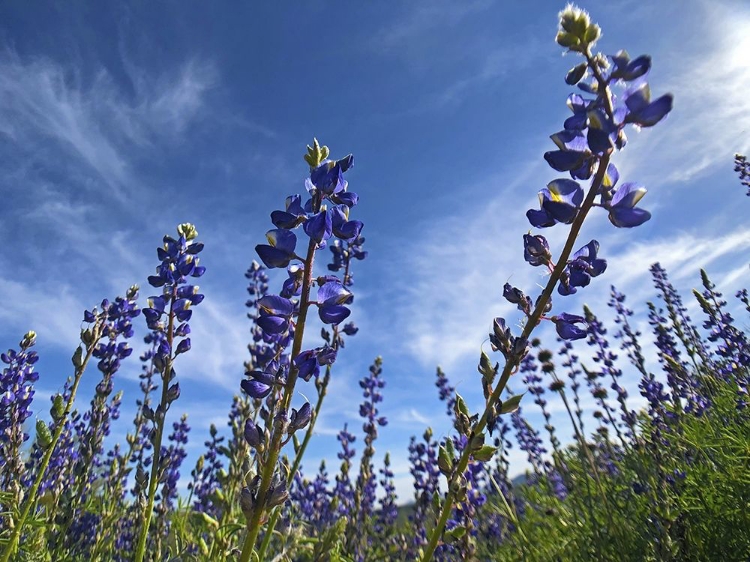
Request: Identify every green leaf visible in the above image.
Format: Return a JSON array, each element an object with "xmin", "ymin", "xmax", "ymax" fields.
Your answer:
[
  {"xmin": 438, "ymin": 445, "xmax": 453, "ymax": 475},
  {"xmin": 500, "ymin": 393, "xmax": 524, "ymax": 414},
  {"xmin": 454, "ymin": 393, "xmax": 469, "ymax": 417},
  {"xmin": 472, "ymin": 445, "xmax": 497, "ymax": 462},
  {"xmin": 444, "ymin": 525, "xmax": 467, "ymax": 544},
  {"xmin": 477, "ymin": 351, "xmax": 497, "ymax": 379}
]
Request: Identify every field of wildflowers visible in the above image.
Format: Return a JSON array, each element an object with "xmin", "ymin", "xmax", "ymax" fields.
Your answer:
[{"xmin": 1, "ymin": 5, "xmax": 749, "ymax": 561}]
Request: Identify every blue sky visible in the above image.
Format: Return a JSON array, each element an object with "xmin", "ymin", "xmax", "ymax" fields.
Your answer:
[{"xmin": 1, "ymin": 0, "xmax": 749, "ymax": 501}]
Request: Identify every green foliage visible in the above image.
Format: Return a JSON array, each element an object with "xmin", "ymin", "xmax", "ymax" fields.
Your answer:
[{"xmin": 479, "ymin": 373, "xmax": 750, "ymax": 562}]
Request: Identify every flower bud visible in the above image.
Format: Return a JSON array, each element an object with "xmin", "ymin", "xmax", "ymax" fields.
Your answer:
[
  {"xmin": 36, "ymin": 419, "xmax": 53, "ymax": 450},
  {"xmin": 288, "ymin": 402, "xmax": 312, "ymax": 434},
  {"xmin": 51, "ymin": 394, "xmax": 65, "ymax": 422},
  {"xmin": 240, "ymin": 487, "xmax": 255, "ymax": 520},
  {"xmin": 167, "ymin": 383, "xmax": 181, "ymax": 403},
  {"xmin": 72, "ymin": 346, "xmax": 84, "ymax": 368},
  {"xmin": 266, "ymin": 481, "xmax": 289, "ymax": 508},
  {"xmin": 21, "ymin": 331, "xmax": 37, "ymax": 349},
  {"xmin": 244, "ymin": 418, "xmax": 263, "ymax": 450}
]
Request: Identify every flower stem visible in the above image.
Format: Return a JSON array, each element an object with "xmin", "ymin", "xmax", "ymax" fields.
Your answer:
[
  {"xmin": 238, "ymin": 236, "xmax": 318, "ymax": 562},
  {"xmin": 133, "ymin": 294, "xmax": 177, "ymax": 562},
  {"xmin": 0, "ymin": 330, "xmax": 102, "ymax": 562},
  {"xmin": 419, "ymin": 151, "xmax": 612, "ymax": 561},
  {"xmin": 256, "ymin": 363, "xmax": 332, "ymax": 558}
]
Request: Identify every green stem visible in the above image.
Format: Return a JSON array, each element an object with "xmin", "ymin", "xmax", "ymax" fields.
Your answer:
[
  {"xmin": 133, "ymin": 294, "xmax": 177, "ymax": 562},
  {"xmin": 419, "ymin": 151, "xmax": 612, "ymax": 561},
  {"xmin": 238, "ymin": 237, "xmax": 318, "ymax": 562},
  {"xmin": 256, "ymin": 363, "xmax": 332, "ymax": 558},
  {"xmin": 0, "ymin": 332, "xmax": 102, "ymax": 562},
  {"xmin": 249, "ymin": 207, "xmax": 356, "ymax": 560}
]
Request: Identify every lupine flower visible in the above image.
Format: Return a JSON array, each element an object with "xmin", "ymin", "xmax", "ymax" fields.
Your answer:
[
  {"xmin": 307, "ymin": 155, "xmax": 354, "ymax": 196},
  {"xmin": 0, "ymin": 331, "xmax": 40, "ymax": 491},
  {"xmin": 435, "ymin": 367, "xmax": 457, "ymax": 418},
  {"xmin": 526, "ymin": 179, "xmax": 584, "ymax": 227},
  {"xmin": 734, "ymin": 153, "xmax": 750, "ymax": 196},
  {"xmin": 374, "ymin": 453, "xmax": 399, "ymax": 547},
  {"xmin": 134, "ymin": 224, "xmax": 204, "ymax": 562},
  {"xmin": 290, "ymin": 460, "xmax": 333, "ymax": 531},
  {"xmin": 523, "ymin": 234, "xmax": 551, "ymax": 267},
  {"xmin": 271, "ymin": 194, "xmax": 307, "ymax": 229},
  {"xmin": 256, "ymin": 295, "xmax": 295, "ymax": 335},
  {"xmin": 188, "ymin": 424, "xmax": 225, "ymax": 517},
  {"xmin": 504, "ymin": 283, "xmax": 533, "ymax": 316},
  {"xmin": 584, "ymin": 307, "xmax": 636, "ymax": 437},
  {"xmin": 241, "ymin": 369, "xmax": 277, "ymax": 399},
  {"xmin": 558, "ymin": 240, "xmax": 607, "ymax": 295},
  {"xmin": 553, "ymin": 312, "xmax": 588, "ymax": 340},
  {"xmin": 303, "ymin": 210, "xmax": 333, "ymax": 245},
  {"xmin": 604, "ymin": 181, "xmax": 651, "ymax": 228},
  {"xmin": 331, "ymin": 205, "xmax": 364, "ymax": 242},
  {"xmin": 329, "ymin": 236, "xmax": 367, "ymax": 282},
  {"xmin": 407, "ymin": 428, "xmax": 441, "ymax": 553},
  {"xmin": 288, "ymin": 402, "xmax": 312, "ymax": 434},
  {"xmin": 255, "ymin": 229, "xmax": 298, "ymax": 269},
  {"xmin": 292, "ymin": 345, "xmax": 337, "ymax": 382},
  {"xmin": 153, "ymin": 414, "xmax": 191, "ymax": 545},
  {"xmin": 510, "ymin": 404, "xmax": 546, "ymax": 474},
  {"xmin": 623, "ymin": 83, "xmax": 673, "ymax": 128},
  {"xmin": 317, "ymin": 280, "xmax": 353, "ymax": 324},
  {"xmin": 334, "ymin": 424, "xmax": 357, "ymax": 517},
  {"xmin": 76, "ymin": 288, "xmax": 141, "ymax": 496}
]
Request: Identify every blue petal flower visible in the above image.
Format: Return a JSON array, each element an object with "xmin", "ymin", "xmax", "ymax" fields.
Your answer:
[
  {"xmin": 553, "ymin": 313, "xmax": 587, "ymax": 340},
  {"xmin": 624, "ymin": 84, "xmax": 673, "ymax": 127},
  {"xmin": 256, "ymin": 229, "xmax": 298, "ymax": 269},
  {"xmin": 608, "ymin": 182, "xmax": 651, "ymax": 228},
  {"xmin": 303, "ymin": 210, "xmax": 333, "ymax": 244}
]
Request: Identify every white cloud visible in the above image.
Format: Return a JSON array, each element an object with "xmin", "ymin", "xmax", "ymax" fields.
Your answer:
[
  {"xmin": 612, "ymin": 2, "xmax": 750, "ymax": 185},
  {"xmin": 0, "ymin": 53, "xmax": 216, "ymax": 199},
  {"xmin": 0, "ymin": 274, "xmax": 86, "ymax": 350}
]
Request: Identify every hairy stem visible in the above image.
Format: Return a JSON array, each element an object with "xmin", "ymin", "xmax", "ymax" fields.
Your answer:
[
  {"xmin": 238, "ymin": 236, "xmax": 318, "ymax": 562},
  {"xmin": 1, "ymin": 329, "xmax": 102, "ymax": 562},
  {"xmin": 134, "ymin": 293, "xmax": 177, "ymax": 562},
  {"xmin": 420, "ymin": 150, "xmax": 612, "ymax": 561}
]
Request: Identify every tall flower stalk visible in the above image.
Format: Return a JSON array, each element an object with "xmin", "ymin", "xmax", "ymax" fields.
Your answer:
[
  {"xmin": 420, "ymin": 6, "xmax": 672, "ymax": 559},
  {"xmin": 255, "ymin": 215, "xmax": 365, "ymax": 559},
  {"xmin": 1, "ymin": 288, "xmax": 139, "ymax": 562},
  {"xmin": 133, "ymin": 223, "xmax": 205, "ymax": 562},
  {"xmin": 0, "ymin": 331, "xmax": 39, "ymax": 507},
  {"xmin": 238, "ymin": 140, "xmax": 363, "ymax": 560}
]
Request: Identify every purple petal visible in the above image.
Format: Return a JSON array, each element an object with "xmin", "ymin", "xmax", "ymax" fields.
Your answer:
[
  {"xmin": 258, "ymin": 295, "xmax": 294, "ymax": 317},
  {"xmin": 609, "ymin": 207, "xmax": 652, "ymax": 228},
  {"xmin": 256, "ymin": 245, "xmax": 293, "ymax": 269},
  {"xmin": 629, "ymin": 94, "xmax": 673, "ymax": 127},
  {"xmin": 611, "ymin": 182, "xmax": 647, "ymax": 208},
  {"xmin": 544, "ymin": 150, "xmax": 586, "ymax": 172},
  {"xmin": 241, "ymin": 378, "xmax": 272, "ymax": 399},
  {"xmin": 526, "ymin": 208, "xmax": 556, "ymax": 228},
  {"xmin": 317, "ymin": 281, "xmax": 352, "ymax": 305},
  {"xmin": 319, "ymin": 303, "xmax": 351, "ymax": 325}
]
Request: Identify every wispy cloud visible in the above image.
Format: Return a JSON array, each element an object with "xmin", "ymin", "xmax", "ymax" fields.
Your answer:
[
  {"xmin": 393, "ymin": 192, "xmax": 750, "ymax": 373},
  {"xmin": 614, "ymin": 2, "xmax": 750, "ymax": 185},
  {"xmin": 373, "ymin": 0, "xmax": 493, "ymax": 54},
  {"xmin": 0, "ymin": 53, "xmax": 216, "ymax": 200},
  {"xmin": 0, "ymin": 274, "xmax": 85, "ymax": 350}
]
